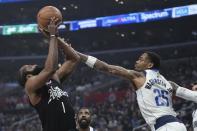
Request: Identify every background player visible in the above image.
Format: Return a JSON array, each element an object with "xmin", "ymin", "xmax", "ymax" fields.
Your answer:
[
  {"xmin": 76, "ymin": 107, "xmax": 95, "ymax": 131},
  {"xmin": 18, "ymin": 18, "xmax": 80, "ymax": 131}
]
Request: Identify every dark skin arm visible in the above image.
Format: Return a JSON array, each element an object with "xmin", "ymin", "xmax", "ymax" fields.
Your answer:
[
  {"xmin": 25, "ymin": 18, "xmax": 59, "ymax": 104},
  {"xmin": 38, "ymin": 27, "xmax": 80, "ymax": 83},
  {"xmin": 54, "ymin": 37, "xmax": 80, "ymax": 83},
  {"xmin": 168, "ymin": 81, "xmax": 179, "ymax": 94},
  {"xmin": 77, "ymin": 52, "xmax": 145, "ymax": 89}
]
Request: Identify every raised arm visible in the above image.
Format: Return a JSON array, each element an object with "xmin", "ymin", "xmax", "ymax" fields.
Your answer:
[
  {"xmin": 77, "ymin": 52, "xmax": 142, "ymax": 81},
  {"xmin": 169, "ymin": 81, "xmax": 197, "ymax": 103},
  {"xmin": 54, "ymin": 37, "xmax": 80, "ymax": 82},
  {"xmin": 26, "ymin": 18, "xmax": 59, "ymax": 92}
]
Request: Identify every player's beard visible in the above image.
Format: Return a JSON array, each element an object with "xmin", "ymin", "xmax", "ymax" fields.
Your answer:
[{"xmin": 78, "ymin": 119, "xmax": 91, "ymax": 129}]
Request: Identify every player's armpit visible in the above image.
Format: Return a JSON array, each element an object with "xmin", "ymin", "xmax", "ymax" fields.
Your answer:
[{"xmin": 127, "ymin": 70, "xmax": 144, "ymax": 79}]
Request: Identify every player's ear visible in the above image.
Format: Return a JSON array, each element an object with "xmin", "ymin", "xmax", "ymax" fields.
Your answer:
[
  {"xmin": 147, "ymin": 62, "xmax": 154, "ymax": 69},
  {"xmin": 26, "ymin": 74, "xmax": 32, "ymax": 79}
]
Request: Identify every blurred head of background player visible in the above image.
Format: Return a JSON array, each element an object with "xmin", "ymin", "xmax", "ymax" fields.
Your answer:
[
  {"xmin": 134, "ymin": 51, "xmax": 161, "ymax": 71},
  {"xmin": 77, "ymin": 107, "xmax": 92, "ymax": 130}
]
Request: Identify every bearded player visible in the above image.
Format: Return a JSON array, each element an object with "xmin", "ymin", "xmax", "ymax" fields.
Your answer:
[{"xmin": 18, "ymin": 18, "xmax": 79, "ymax": 131}]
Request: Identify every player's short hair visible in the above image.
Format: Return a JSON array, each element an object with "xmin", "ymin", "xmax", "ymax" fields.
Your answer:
[
  {"xmin": 18, "ymin": 67, "xmax": 27, "ymax": 87},
  {"xmin": 145, "ymin": 51, "xmax": 161, "ymax": 70},
  {"xmin": 77, "ymin": 107, "xmax": 92, "ymax": 118}
]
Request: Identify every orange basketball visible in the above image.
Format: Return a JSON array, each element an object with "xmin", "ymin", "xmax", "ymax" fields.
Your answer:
[{"xmin": 37, "ymin": 6, "xmax": 62, "ymax": 31}]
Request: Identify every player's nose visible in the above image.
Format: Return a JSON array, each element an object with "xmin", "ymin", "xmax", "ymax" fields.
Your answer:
[
  {"xmin": 136, "ymin": 60, "xmax": 140, "ymax": 64},
  {"xmin": 135, "ymin": 61, "xmax": 139, "ymax": 66}
]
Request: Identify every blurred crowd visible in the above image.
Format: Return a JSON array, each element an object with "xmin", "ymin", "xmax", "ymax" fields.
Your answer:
[
  {"xmin": 0, "ymin": 0, "xmax": 197, "ymax": 25},
  {"xmin": 0, "ymin": 20, "xmax": 197, "ymax": 57}
]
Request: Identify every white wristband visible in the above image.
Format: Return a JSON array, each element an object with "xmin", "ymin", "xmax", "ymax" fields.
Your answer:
[
  {"xmin": 50, "ymin": 34, "xmax": 55, "ymax": 37},
  {"xmin": 85, "ymin": 56, "xmax": 97, "ymax": 68}
]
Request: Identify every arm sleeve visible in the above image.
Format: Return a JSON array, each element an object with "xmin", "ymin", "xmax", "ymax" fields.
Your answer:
[{"xmin": 176, "ymin": 86, "xmax": 197, "ymax": 103}]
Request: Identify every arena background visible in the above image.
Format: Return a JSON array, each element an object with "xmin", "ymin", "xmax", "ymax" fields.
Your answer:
[{"xmin": 0, "ymin": 0, "xmax": 197, "ymax": 131}]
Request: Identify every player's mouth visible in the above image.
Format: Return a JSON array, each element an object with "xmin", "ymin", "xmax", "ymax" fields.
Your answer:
[{"xmin": 81, "ymin": 119, "xmax": 87, "ymax": 122}]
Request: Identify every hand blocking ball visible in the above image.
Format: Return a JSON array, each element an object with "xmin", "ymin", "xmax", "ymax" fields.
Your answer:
[{"xmin": 37, "ymin": 6, "xmax": 62, "ymax": 31}]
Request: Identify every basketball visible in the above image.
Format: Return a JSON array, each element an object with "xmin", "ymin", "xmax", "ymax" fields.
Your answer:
[{"xmin": 37, "ymin": 6, "xmax": 62, "ymax": 30}]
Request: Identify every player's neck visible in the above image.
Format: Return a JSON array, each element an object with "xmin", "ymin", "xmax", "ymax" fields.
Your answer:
[{"xmin": 79, "ymin": 127, "xmax": 90, "ymax": 131}]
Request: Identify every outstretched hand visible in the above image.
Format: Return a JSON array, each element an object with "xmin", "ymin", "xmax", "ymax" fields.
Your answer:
[
  {"xmin": 48, "ymin": 17, "xmax": 60, "ymax": 36},
  {"xmin": 39, "ymin": 17, "xmax": 60, "ymax": 37}
]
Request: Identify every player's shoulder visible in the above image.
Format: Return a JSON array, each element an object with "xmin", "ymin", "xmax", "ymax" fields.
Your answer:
[{"xmin": 127, "ymin": 69, "xmax": 145, "ymax": 77}]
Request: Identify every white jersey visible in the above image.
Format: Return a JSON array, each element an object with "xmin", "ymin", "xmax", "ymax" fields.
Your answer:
[
  {"xmin": 90, "ymin": 126, "xmax": 94, "ymax": 131},
  {"xmin": 136, "ymin": 69, "xmax": 177, "ymax": 128},
  {"xmin": 193, "ymin": 109, "xmax": 197, "ymax": 131}
]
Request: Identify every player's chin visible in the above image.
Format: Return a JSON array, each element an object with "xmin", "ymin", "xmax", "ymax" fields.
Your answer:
[
  {"xmin": 134, "ymin": 66, "xmax": 139, "ymax": 71},
  {"xmin": 80, "ymin": 119, "xmax": 88, "ymax": 123},
  {"xmin": 135, "ymin": 67, "xmax": 143, "ymax": 72}
]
